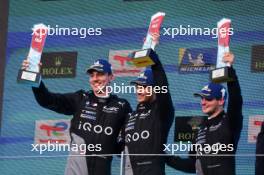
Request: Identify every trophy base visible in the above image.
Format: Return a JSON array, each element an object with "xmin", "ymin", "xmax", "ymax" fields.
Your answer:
[
  {"xmin": 210, "ymin": 67, "xmax": 234, "ymax": 83},
  {"xmin": 131, "ymin": 48, "xmax": 155, "ymax": 68},
  {"xmin": 17, "ymin": 69, "xmax": 41, "ymax": 86}
]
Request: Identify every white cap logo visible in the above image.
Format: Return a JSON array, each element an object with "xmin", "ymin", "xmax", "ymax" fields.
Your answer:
[
  {"xmin": 202, "ymin": 85, "xmax": 211, "ymax": 92},
  {"xmin": 94, "ymin": 61, "xmax": 103, "ymax": 67},
  {"xmin": 138, "ymin": 72, "xmax": 147, "ymax": 79},
  {"xmin": 221, "ymin": 88, "xmax": 226, "ymax": 98}
]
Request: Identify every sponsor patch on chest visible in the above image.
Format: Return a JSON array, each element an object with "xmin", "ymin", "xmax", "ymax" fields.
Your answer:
[
  {"xmin": 102, "ymin": 106, "xmax": 120, "ymax": 114},
  {"xmin": 209, "ymin": 122, "xmax": 222, "ymax": 132},
  {"xmin": 139, "ymin": 110, "xmax": 151, "ymax": 119},
  {"xmin": 80, "ymin": 110, "xmax": 96, "ymax": 120}
]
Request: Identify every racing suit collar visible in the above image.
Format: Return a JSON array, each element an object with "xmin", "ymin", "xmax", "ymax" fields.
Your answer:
[
  {"xmin": 205, "ymin": 110, "xmax": 225, "ymax": 126},
  {"xmin": 136, "ymin": 101, "xmax": 153, "ymax": 111},
  {"xmin": 90, "ymin": 91, "xmax": 114, "ymax": 104}
]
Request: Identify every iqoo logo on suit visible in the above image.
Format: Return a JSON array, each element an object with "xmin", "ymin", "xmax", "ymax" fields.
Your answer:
[
  {"xmin": 41, "ymin": 51, "xmax": 77, "ymax": 78},
  {"xmin": 78, "ymin": 121, "xmax": 113, "ymax": 136},
  {"xmin": 125, "ymin": 130, "xmax": 150, "ymax": 143}
]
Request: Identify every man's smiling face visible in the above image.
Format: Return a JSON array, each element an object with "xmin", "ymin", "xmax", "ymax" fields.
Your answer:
[
  {"xmin": 200, "ymin": 97, "xmax": 224, "ymax": 116},
  {"xmin": 89, "ymin": 71, "xmax": 113, "ymax": 96}
]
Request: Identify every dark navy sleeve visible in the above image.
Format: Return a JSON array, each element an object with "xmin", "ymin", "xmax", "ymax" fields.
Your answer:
[
  {"xmin": 151, "ymin": 52, "xmax": 175, "ymax": 121},
  {"xmin": 116, "ymin": 100, "xmax": 132, "ymax": 153},
  {"xmin": 165, "ymin": 134, "xmax": 197, "ymax": 173},
  {"xmin": 119, "ymin": 99, "xmax": 133, "ymax": 145},
  {"xmin": 117, "ymin": 116, "xmax": 128, "ymax": 153},
  {"xmin": 227, "ymin": 67, "xmax": 243, "ymax": 150},
  {"xmin": 256, "ymin": 123, "xmax": 264, "ymax": 175},
  {"xmin": 32, "ymin": 81, "xmax": 83, "ymax": 115},
  {"xmin": 122, "ymin": 100, "xmax": 132, "ymax": 117},
  {"xmin": 166, "ymin": 155, "xmax": 196, "ymax": 173}
]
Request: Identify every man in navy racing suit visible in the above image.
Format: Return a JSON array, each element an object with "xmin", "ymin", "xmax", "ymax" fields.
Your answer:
[
  {"xmin": 22, "ymin": 58, "xmax": 132, "ymax": 175},
  {"xmin": 166, "ymin": 52, "xmax": 243, "ymax": 175},
  {"xmin": 121, "ymin": 51, "xmax": 175, "ymax": 175}
]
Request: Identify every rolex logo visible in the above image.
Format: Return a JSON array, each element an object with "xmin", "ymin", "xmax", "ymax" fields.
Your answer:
[
  {"xmin": 55, "ymin": 56, "xmax": 63, "ymax": 66},
  {"xmin": 188, "ymin": 118, "xmax": 202, "ymax": 130}
]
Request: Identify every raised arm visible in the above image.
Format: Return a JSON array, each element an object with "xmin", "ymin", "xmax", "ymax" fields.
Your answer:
[
  {"xmin": 221, "ymin": 52, "xmax": 243, "ymax": 150},
  {"xmin": 227, "ymin": 67, "xmax": 243, "ymax": 150},
  {"xmin": 32, "ymin": 81, "xmax": 83, "ymax": 115},
  {"xmin": 151, "ymin": 52, "xmax": 168, "ymax": 91},
  {"xmin": 151, "ymin": 52, "xmax": 174, "ymax": 114}
]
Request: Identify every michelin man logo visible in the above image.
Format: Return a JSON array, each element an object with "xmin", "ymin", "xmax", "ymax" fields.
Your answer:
[{"xmin": 188, "ymin": 52, "xmax": 205, "ymax": 66}]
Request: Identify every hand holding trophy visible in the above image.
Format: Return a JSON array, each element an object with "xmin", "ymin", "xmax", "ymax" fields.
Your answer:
[
  {"xmin": 223, "ymin": 52, "xmax": 234, "ymax": 65},
  {"xmin": 210, "ymin": 18, "xmax": 234, "ymax": 83},
  {"xmin": 131, "ymin": 12, "xmax": 165, "ymax": 67},
  {"xmin": 21, "ymin": 59, "xmax": 42, "ymax": 71},
  {"xmin": 17, "ymin": 23, "xmax": 48, "ymax": 86}
]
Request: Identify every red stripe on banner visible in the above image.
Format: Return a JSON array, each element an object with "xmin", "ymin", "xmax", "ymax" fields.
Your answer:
[{"xmin": 254, "ymin": 121, "xmax": 263, "ymax": 126}]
